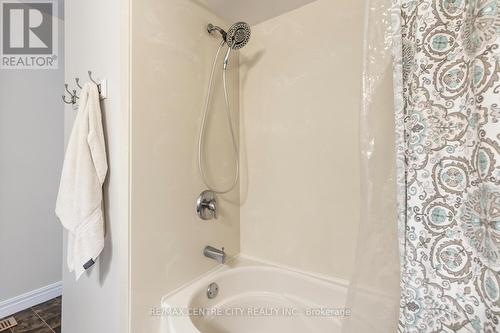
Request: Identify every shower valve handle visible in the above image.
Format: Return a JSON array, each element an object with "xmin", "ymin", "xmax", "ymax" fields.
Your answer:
[
  {"xmin": 196, "ymin": 190, "xmax": 218, "ymax": 220},
  {"xmin": 204, "ymin": 201, "xmax": 217, "ymax": 219}
]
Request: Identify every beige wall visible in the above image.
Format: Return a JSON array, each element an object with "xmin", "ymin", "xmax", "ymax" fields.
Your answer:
[
  {"xmin": 130, "ymin": 0, "xmax": 240, "ymax": 331},
  {"xmin": 62, "ymin": 0, "xmax": 130, "ymax": 332},
  {"xmin": 239, "ymin": 0, "xmax": 364, "ymax": 280}
]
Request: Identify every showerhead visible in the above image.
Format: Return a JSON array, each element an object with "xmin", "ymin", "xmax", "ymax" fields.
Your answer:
[
  {"xmin": 207, "ymin": 22, "xmax": 251, "ymax": 50},
  {"xmin": 207, "ymin": 21, "xmax": 251, "ymax": 70},
  {"xmin": 226, "ymin": 22, "xmax": 251, "ymax": 50}
]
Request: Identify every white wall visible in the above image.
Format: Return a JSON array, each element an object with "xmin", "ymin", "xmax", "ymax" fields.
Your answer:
[
  {"xmin": 0, "ymin": 0, "xmax": 64, "ymax": 304},
  {"xmin": 239, "ymin": 0, "xmax": 364, "ymax": 280},
  {"xmin": 62, "ymin": 0, "xmax": 129, "ymax": 332},
  {"xmin": 130, "ymin": 0, "xmax": 240, "ymax": 331}
]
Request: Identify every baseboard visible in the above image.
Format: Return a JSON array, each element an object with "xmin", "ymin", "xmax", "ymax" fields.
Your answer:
[{"xmin": 0, "ymin": 282, "xmax": 62, "ymax": 319}]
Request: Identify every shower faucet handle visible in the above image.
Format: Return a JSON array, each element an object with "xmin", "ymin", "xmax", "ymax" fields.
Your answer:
[
  {"xmin": 207, "ymin": 201, "xmax": 217, "ymax": 219},
  {"xmin": 196, "ymin": 190, "xmax": 218, "ymax": 220}
]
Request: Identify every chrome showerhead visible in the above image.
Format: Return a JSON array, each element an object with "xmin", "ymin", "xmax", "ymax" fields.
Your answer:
[
  {"xmin": 207, "ymin": 22, "xmax": 251, "ymax": 50},
  {"xmin": 226, "ymin": 22, "xmax": 251, "ymax": 49}
]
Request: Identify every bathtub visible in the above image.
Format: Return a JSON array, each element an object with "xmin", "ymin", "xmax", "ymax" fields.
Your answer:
[{"xmin": 161, "ymin": 256, "xmax": 348, "ymax": 333}]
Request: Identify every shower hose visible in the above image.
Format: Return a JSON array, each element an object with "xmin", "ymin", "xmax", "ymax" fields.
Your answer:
[{"xmin": 197, "ymin": 40, "xmax": 239, "ymax": 194}]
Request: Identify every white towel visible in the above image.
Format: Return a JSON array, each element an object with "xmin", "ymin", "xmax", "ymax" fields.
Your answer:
[{"xmin": 56, "ymin": 82, "xmax": 108, "ymax": 280}]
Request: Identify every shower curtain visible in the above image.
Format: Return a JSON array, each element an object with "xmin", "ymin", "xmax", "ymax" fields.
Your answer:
[
  {"xmin": 395, "ymin": 0, "xmax": 500, "ymax": 331},
  {"xmin": 341, "ymin": 0, "xmax": 402, "ymax": 331}
]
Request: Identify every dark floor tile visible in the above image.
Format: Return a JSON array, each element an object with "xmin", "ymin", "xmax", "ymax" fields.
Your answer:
[
  {"xmin": 9, "ymin": 309, "xmax": 52, "ymax": 333},
  {"xmin": 32, "ymin": 297, "xmax": 61, "ymax": 330},
  {"xmin": 41, "ymin": 317, "xmax": 59, "ymax": 332},
  {"xmin": 32, "ymin": 297, "xmax": 61, "ymax": 319},
  {"xmin": 52, "ymin": 328, "xmax": 60, "ymax": 333}
]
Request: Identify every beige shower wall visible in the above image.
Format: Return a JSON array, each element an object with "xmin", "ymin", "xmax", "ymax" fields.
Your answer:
[
  {"xmin": 239, "ymin": 0, "xmax": 364, "ymax": 280},
  {"xmin": 130, "ymin": 0, "xmax": 240, "ymax": 332}
]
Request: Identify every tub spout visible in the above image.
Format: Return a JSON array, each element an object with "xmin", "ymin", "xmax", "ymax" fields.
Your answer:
[{"xmin": 204, "ymin": 246, "xmax": 225, "ymax": 264}]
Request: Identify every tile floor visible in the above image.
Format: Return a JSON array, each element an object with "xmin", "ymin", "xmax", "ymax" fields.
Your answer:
[{"xmin": 0, "ymin": 297, "xmax": 61, "ymax": 333}]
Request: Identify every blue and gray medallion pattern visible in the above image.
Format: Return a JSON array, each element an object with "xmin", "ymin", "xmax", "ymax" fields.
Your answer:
[{"xmin": 394, "ymin": 0, "xmax": 500, "ymax": 331}]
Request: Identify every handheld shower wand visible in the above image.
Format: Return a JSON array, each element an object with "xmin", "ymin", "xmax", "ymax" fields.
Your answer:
[{"xmin": 198, "ymin": 22, "xmax": 251, "ymax": 194}]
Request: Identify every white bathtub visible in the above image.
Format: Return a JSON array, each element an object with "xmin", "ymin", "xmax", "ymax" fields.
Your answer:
[{"xmin": 161, "ymin": 256, "xmax": 348, "ymax": 333}]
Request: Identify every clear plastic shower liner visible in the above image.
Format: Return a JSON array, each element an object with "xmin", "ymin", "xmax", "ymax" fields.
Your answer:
[{"xmin": 341, "ymin": 0, "xmax": 402, "ymax": 332}]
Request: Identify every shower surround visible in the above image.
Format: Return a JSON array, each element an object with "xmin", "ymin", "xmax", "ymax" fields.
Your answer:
[
  {"xmin": 130, "ymin": 1, "xmax": 240, "ymax": 332},
  {"xmin": 239, "ymin": 0, "xmax": 364, "ymax": 280},
  {"xmin": 130, "ymin": 0, "xmax": 366, "ymax": 331}
]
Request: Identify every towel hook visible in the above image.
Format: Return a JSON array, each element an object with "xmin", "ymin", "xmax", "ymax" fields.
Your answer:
[
  {"xmin": 75, "ymin": 77, "xmax": 83, "ymax": 90},
  {"xmin": 62, "ymin": 95, "xmax": 73, "ymax": 104},
  {"xmin": 62, "ymin": 83, "xmax": 78, "ymax": 105},
  {"xmin": 88, "ymin": 71, "xmax": 102, "ymax": 95}
]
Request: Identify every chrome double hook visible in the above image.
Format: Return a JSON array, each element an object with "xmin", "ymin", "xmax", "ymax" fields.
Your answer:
[
  {"xmin": 62, "ymin": 83, "xmax": 78, "ymax": 105},
  {"xmin": 62, "ymin": 70, "xmax": 102, "ymax": 105}
]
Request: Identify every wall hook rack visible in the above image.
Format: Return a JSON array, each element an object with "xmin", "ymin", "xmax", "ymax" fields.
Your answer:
[{"xmin": 62, "ymin": 70, "xmax": 107, "ymax": 106}]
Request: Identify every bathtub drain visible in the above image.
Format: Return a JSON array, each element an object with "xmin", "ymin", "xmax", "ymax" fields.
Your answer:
[{"xmin": 207, "ymin": 282, "xmax": 219, "ymax": 299}]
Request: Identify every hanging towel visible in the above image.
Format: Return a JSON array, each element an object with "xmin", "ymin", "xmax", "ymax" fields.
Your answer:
[{"xmin": 56, "ymin": 82, "xmax": 108, "ymax": 281}]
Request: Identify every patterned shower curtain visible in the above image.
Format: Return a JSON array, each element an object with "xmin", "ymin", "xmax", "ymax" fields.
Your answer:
[{"xmin": 395, "ymin": 0, "xmax": 500, "ymax": 332}]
